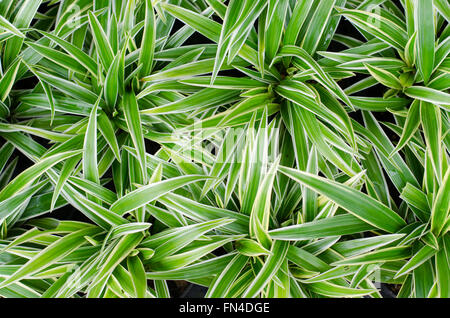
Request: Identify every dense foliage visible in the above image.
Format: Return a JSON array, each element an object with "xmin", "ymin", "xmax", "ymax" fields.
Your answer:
[{"xmin": 0, "ymin": 0, "xmax": 449, "ymax": 298}]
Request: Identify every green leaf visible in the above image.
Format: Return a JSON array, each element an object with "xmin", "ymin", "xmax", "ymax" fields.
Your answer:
[
  {"xmin": 276, "ymin": 46, "xmax": 354, "ymax": 109},
  {"xmin": 250, "ymin": 156, "xmax": 280, "ymax": 248},
  {"xmin": 88, "ymin": 232, "xmax": 144, "ymax": 297},
  {"xmin": 269, "ymin": 214, "xmax": 376, "ymax": 241},
  {"xmin": 98, "ymin": 112, "xmax": 121, "ymax": 162},
  {"xmin": 309, "ymin": 281, "xmax": 374, "ymax": 298},
  {"xmin": 338, "ymin": 8, "xmax": 408, "ymax": 51},
  {"xmin": 141, "ymin": 88, "xmax": 239, "ymax": 115},
  {"xmin": 390, "ymin": 100, "xmax": 421, "ymax": 156},
  {"xmin": 150, "ymin": 236, "xmax": 237, "ymax": 271},
  {"xmin": 279, "ymin": 166, "xmax": 406, "ymax": 232},
  {"xmin": 332, "ymin": 234, "xmax": 405, "ymax": 258},
  {"xmin": 0, "ymin": 15, "xmax": 25, "ymax": 38},
  {"xmin": 2, "ymin": 0, "xmax": 41, "ymax": 67},
  {"xmin": 127, "ymin": 255, "xmax": 147, "ymax": 298},
  {"xmin": 265, "ymin": 0, "xmax": 288, "ymax": 61},
  {"xmin": 436, "ymin": 236, "xmax": 450, "ymax": 298},
  {"xmin": 26, "ymin": 42, "xmax": 88, "ymax": 75},
  {"xmin": 420, "ymin": 101, "xmax": 442, "ymax": 182},
  {"xmin": 88, "ymin": 11, "xmax": 114, "ymax": 70},
  {"xmin": 34, "ymin": 70, "xmax": 99, "ymax": 105},
  {"xmin": 235, "ymin": 239, "xmax": 271, "ymax": 257},
  {"xmin": 123, "ymin": 90, "xmax": 147, "ymax": 181},
  {"xmin": 431, "ymin": 169, "xmax": 450, "ymax": 236},
  {"xmin": 404, "ymin": 86, "xmax": 450, "ymax": 109},
  {"xmin": 0, "ymin": 150, "xmax": 82, "ymax": 201},
  {"xmin": 50, "ymin": 155, "xmax": 80, "ymax": 211},
  {"xmin": 206, "ymin": 254, "xmax": 249, "ymax": 297},
  {"xmin": 0, "ymin": 227, "xmax": 100, "ymax": 288},
  {"xmin": 104, "ymin": 51, "xmax": 123, "ymax": 110},
  {"xmin": 415, "ymin": 0, "xmax": 435, "ymax": 84},
  {"xmin": 0, "ymin": 58, "xmax": 21, "ymax": 102},
  {"xmin": 139, "ymin": 0, "xmax": 156, "ymax": 78},
  {"xmin": 144, "ymin": 219, "xmax": 233, "ymax": 262},
  {"xmin": 161, "ymin": 3, "xmax": 220, "ymax": 42},
  {"xmin": 301, "ymin": 0, "xmax": 336, "ymax": 54},
  {"xmin": 283, "ymin": 0, "xmax": 314, "ymax": 47},
  {"xmin": 0, "ymin": 181, "xmax": 47, "ymax": 220},
  {"xmin": 83, "ymin": 97, "xmax": 101, "ymax": 185},
  {"xmin": 434, "ymin": 0, "xmax": 450, "ymax": 21},
  {"xmin": 365, "ymin": 63, "xmax": 402, "ymax": 90},
  {"xmin": 242, "ymin": 240, "xmax": 289, "ymax": 298},
  {"xmin": 332, "ymin": 246, "xmax": 412, "ymax": 266},
  {"xmin": 39, "ymin": 31, "xmax": 98, "ymax": 77},
  {"xmin": 159, "ymin": 193, "xmax": 249, "ymax": 234},
  {"xmin": 395, "ymin": 244, "xmax": 437, "ymax": 278},
  {"xmin": 146, "ymin": 253, "xmax": 236, "ymax": 280},
  {"xmin": 110, "ymin": 175, "xmax": 211, "ymax": 215}
]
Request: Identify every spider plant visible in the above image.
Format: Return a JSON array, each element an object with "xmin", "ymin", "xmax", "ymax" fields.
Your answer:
[{"xmin": 0, "ymin": 0, "xmax": 448, "ymax": 298}]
